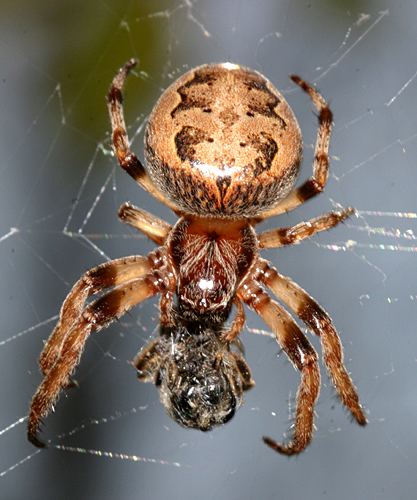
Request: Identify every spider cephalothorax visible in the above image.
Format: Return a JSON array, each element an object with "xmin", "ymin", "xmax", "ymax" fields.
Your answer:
[
  {"xmin": 28, "ymin": 59, "xmax": 366, "ymax": 455},
  {"xmin": 168, "ymin": 217, "xmax": 257, "ymax": 321}
]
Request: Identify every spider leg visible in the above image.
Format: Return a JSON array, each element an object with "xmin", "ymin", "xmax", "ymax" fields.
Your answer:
[
  {"xmin": 133, "ymin": 339, "xmax": 162, "ymax": 383},
  {"xmin": 256, "ymin": 259, "xmax": 366, "ymax": 425},
  {"xmin": 29, "ymin": 273, "xmax": 169, "ymax": 447},
  {"xmin": 258, "ymin": 207, "xmax": 354, "ymax": 249},
  {"xmin": 257, "ymin": 75, "xmax": 333, "ymax": 220},
  {"xmin": 222, "ymin": 298, "xmax": 246, "ymax": 343},
  {"xmin": 238, "ymin": 279, "xmax": 320, "ymax": 455},
  {"xmin": 133, "ymin": 290, "xmax": 176, "ymax": 382},
  {"xmin": 40, "ymin": 256, "xmax": 150, "ymax": 377},
  {"xmin": 118, "ymin": 202, "xmax": 171, "ymax": 245},
  {"xmin": 107, "ymin": 59, "xmax": 179, "ymax": 212}
]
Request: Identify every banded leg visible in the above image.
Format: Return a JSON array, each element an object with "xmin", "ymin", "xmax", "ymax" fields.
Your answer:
[
  {"xmin": 238, "ymin": 280, "xmax": 320, "ymax": 455},
  {"xmin": 40, "ymin": 256, "xmax": 150, "ymax": 376},
  {"xmin": 258, "ymin": 75, "xmax": 333, "ymax": 219},
  {"xmin": 107, "ymin": 59, "xmax": 178, "ymax": 211},
  {"xmin": 222, "ymin": 298, "xmax": 246, "ymax": 343},
  {"xmin": 258, "ymin": 207, "xmax": 354, "ymax": 249},
  {"xmin": 29, "ymin": 274, "xmax": 165, "ymax": 447},
  {"xmin": 119, "ymin": 202, "xmax": 172, "ymax": 245},
  {"xmin": 256, "ymin": 259, "xmax": 366, "ymax": 425},
  {"xmin": 133, "ymin": 290, "xmax": 177, "ymax": 383},
  {"xmin": 133, "ymin": 339, "xmax": 162, "ymax": 383}
]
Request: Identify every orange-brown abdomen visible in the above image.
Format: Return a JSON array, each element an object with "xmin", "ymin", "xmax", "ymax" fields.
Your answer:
[{"xmin": 145, "ymin": 63, "xmax": 302, "ymax": 218}]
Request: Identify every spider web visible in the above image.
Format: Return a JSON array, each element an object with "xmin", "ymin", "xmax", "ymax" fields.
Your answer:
[{"xmin": 1, "ymin": 1, "xmax": 417, "ymax": 498}]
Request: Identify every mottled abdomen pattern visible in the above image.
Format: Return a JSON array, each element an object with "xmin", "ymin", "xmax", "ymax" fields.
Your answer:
[{"xmin": 145, "ymin": 63, "xmax": 302, "ymax": 217}]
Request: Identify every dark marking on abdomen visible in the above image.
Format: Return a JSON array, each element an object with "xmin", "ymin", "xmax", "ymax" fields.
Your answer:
[
  {"xmin": 216, "ymin": 176, "xmax": 232, "ymax": 205},
  {"xmin": 171, "ymin": 69, "xmax": 217, "ymax": 118},
  {"xmin": 244, "ymin": 76, "xmax": 287, "ymax": 129},
  {"xmin": 175, "ymin": 126, "xmax": 212, "ymax": 162},
  {"xmin": 249, "ymin": 132, "xmax": 278, "ymax": 175}
]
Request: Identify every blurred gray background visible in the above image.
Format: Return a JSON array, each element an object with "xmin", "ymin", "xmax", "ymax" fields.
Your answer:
[{"xmin": 1, "ymin": 0, "xmax": 416, "ymax": 499}]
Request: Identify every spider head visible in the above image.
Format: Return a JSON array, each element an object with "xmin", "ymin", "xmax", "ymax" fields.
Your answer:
[{"xmin": 135, "ymin": 323, "xmax": 254, "ymax": 431}]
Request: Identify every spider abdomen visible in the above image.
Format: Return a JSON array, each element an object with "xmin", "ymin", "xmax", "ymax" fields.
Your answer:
[{"xmin": 145, "ymin": 63, "xmax": 302, "ymax": 217}]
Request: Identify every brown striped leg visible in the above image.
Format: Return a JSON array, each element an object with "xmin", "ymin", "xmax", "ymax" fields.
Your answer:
[
  {"xmin": 258, "ymin": 207, "xmax": 354, "ymax": 249},
  {"xmin": 238, "ymin": 280, "xmax": 320, "ymax": 455},
  {"xmin": 258, "ymin": 76, "xmax": 333, "ymax": 220},
  {"xmin": 133, "ymin": 339, "xmax": 162, "ymax": 383},
  {"xmin": 158, "ymin": 291, "xmax": 175, "ymax": 328},
  {"xmin": 118, "ymin": 202, "xmax": 172, "ymax": 245},
  {"xmin": 29, "ymin": 273, "xmax": 167, "ymax": 447},
  {"xmin": 39, "ymin": 256, "xmax": 150, "ymax": 377},
  {"xmin": 222, "ymin": 298, "xmax": 246, "ymax": 343},
  {"xmin": 256, "ymin": 259, "xmax": 366, "ymax": 425},
  {"xmin": 133, "ymin": 291, "xmax": 176, "ymax": 383},
  {"xmin": 107, "ymin": 59, "xmax": 178, "ymax": 211},
  {"xmin": 230, "ymin": 352, "xmax": 255, "ymax": 390}
]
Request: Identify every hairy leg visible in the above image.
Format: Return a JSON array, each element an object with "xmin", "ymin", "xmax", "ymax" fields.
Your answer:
[
  {"xmin": 258, "ymin": 207, "xmax": 354, "ymax": 249},
  {"xmin": 222, "ymin": 298, "xmax": 246, "ymax": 343},
  {"xmin": 238, "ymin": 279, "xmax": 320, "ymax": 455},
  {"xmin": 29, "ymin": 273, "xmax": 168, "ymax": 447},
  {"xmin": 258, "ymin": 75, "xmax": 333, "ymax": 219},
  {"xmin": 107, "ymin": 59, "xmax": 178, "ymax": 211},
  {"xmin": 118, "ymin": 202, "xmax": 172, "ymax": 245},
  {"xmin": 256, "ymin": 259, "xmax": 366, "ymax": 425},
  {"xmin": 40, "ymin": 256, "xmax": 150, "ymax": 376}
]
